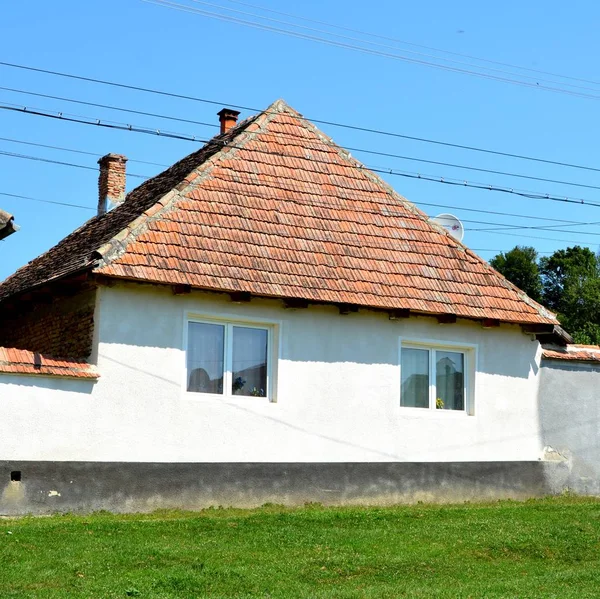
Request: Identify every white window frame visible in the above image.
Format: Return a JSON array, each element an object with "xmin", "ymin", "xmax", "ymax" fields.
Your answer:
[
  {"xmin": 399, "ymin": 338, "xmax": 477, "ymax": 415},
  {"xmin": 183, "ymin": 313, "xmax": 278, "ymax": 402}
]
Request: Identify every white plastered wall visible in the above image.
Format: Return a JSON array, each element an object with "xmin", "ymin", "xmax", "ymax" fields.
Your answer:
[{"xmin": 0, "ymin": 282, "xmax": 544, "ymax": 462}]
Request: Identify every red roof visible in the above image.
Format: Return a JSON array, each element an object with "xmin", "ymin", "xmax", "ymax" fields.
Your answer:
[
  {"xmin": 542, "ymin": 345, "xmax": 600, "ymax": 364},
  {"xmin": 0, "ymin": 347, "xmax": 98, "ymax": 379},
  {"xmin": 0, "ymin": 100, "xmax": 558, "ymax": 325}
]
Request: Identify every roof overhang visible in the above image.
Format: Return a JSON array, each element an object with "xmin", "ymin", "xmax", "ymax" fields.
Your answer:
[{"xmin": 521, "ymin": 323, "xmax": 573, "ymax": 346}]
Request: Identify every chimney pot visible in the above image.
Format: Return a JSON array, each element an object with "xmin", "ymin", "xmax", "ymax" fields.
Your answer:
[
  {"xmin": 217, "ymin": 108, "xmax": 240, "ymax": 134},
  {"xmin": 98, "ymin": 153, "xmax": 127, "ymax": 216}
]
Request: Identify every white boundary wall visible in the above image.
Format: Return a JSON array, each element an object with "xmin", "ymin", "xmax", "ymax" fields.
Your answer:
[{"xmin": 0, "ymin": 283, "xmax": 544, "ymax": 463}]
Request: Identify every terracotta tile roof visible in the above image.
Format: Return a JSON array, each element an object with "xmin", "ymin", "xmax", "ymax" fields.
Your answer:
[
  {"xmin": 0, "ymin": 100, "xmax": 558, "ymax": 325},
  {"xmin": 0, "ymin": 347, "xmax": 99, "ymax": 379},
  {"xmin": 0, "ymin": 118, "xmax": 257, "ymax": 301},
  {"xmin": 542, "ymin": 344, "xmax": 600, "ymax": 364}
]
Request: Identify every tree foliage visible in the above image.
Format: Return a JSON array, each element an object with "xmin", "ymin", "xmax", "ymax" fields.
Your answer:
[
  {"xmin": 491, "ymin": 245, "xmax": 600, "ymax": 344},
  {"xmin": 489, "ymin": 246, "xmax": 542, "ymax": 302}
]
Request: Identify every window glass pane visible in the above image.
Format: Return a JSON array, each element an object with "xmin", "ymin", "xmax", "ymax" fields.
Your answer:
[
  {"xmin": 232, "ymin": 326, "xmax": 268, "ymax": 397},
  {"xmin": 401, "ymin": 348, "xmax": 429, "ymax": 408},
  {"xmin": 436, "ymin": 351, "xmax": 465, "ymax": 411},
  {"xmin": 187, "ymin": 322, "xmax": 224, "ymax": 394}
]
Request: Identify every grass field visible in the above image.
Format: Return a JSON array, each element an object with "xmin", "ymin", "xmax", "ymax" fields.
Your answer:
[{"xmin": 1, "ymin": 497, "xmax": 600, "ymax": 598}]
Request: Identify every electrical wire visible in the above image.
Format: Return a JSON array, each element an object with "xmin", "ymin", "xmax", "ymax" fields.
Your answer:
[
  {"xmin": 478, "ymin": 229, "xmax": 600, "ymax": 244},
  {"xmin": 0, "ymin": 85, "xmax": 218, "ymax": 131},
  {"xmin": 3, "ymin": 84, "xmax": 600, "ymax": 191},
  {"xmin": 184, "ymin": 0, "xmax": 600, "ymax": 93},
  {"xmin": 5, "ymin": 133, "xmax": 600, "ymax": 232},
  {"xmin": 0, "ymin": 191, "xmax": 93, "ymax": 211},
  {"xmin": 3, "ymin": 101, "xmax": 600, "ymax": 212},
  {"xmin": 2, "ymin": 60, "xmax": 600, "ymax": 174},
  {"xmin": 0, "ymin": 136, "xmax": 168, "ymax": 167},
  {"xmin": 217, "ymin": 0, "xmax": 600, "ymax": 88},
  {"xmin": 145, "ymin": 0, "xmax": 600, "ymax": 102},
  {"xmin": 0, "ymin": 149, "xmax": 149, "ymax": 179},
  {"xmin": 4, "ymin": 158, "xmax": 600, "ymax": 246},
  {"xmin": 463, "ymin": 220, "xmax": 600, "ymax": 236}
]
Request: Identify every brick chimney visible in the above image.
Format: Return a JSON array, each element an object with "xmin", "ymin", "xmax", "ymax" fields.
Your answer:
[
  {"xmin": 97, "ymin": 153, "xmax": 128, "ymax": 215},
  {"xmin": 217, "ymin": 108, "xmax": 240, "ymax": 134}
]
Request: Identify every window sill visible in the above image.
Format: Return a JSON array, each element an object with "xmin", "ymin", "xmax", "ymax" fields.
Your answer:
[
  {"xmin": 399, "ymin": 406, "xmax": 473, "ymax": 417},
  {"xmin": 182, "ymin": 392, "xmax": 275, "ymax": 403}
]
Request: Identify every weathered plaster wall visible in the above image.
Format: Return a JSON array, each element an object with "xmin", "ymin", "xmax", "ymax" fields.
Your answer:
[
  {"xmin": 539, "ymin": 359, "xmax": 600, "ymax": 495},
  {"xmin": 0, "ymin": 282, "xmax": 544, "ymax": 464},
  {"xmin": 0, "ymin": 285, "xmax": 96, "ymax": 358}
]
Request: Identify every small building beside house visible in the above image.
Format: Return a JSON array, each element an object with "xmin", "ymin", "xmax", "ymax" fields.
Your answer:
[
  {"xmin": 539, "ymin": 345, "xmax": 600, "ymax": 495},
  {"xmin": 0, "ymin": 100, "xmax": 577, "ymax": 514}
]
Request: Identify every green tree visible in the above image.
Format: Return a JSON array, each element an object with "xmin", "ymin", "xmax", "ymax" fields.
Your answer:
[
  {"xmin": 539, "ymin": 246, "xmax": 600, "ymax": 344},
  {"xmin": 490, "ymin": 246, "xmax": 542, "ymax": 302}
]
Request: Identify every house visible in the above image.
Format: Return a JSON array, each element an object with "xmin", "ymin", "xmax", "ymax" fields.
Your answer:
[
  {"xmin": 0, "ymin": 100, "xmax": 574, "ymax": 514},
  {"xmin": 0, "ymin": 209, "xmax": 17, "ymax": 241}
]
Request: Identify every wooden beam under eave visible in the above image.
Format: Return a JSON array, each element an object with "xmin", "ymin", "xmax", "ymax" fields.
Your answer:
[
  {"xmin": 437, "ymin": 314, "xmax": 457, "ymax": 324},
  {"xmin": 171, "ymin": 284, "xmax": 191, "ymax": 295},
  {"xmin": 520, "ymin": 323, "xmax": 555, "ymax": 335},
  {"xmin": 482, "ymin": 318, "xmax": 500, "ymax": 329},
  {"xmin": 389, "ymin": 309, "xmax": 410, "ymax": 320},
  {"xmin": 338, "ymin": 304, "xmax": 359, "ymax": 315},
  {"xmin": 230, "ymin": 291, "xmax": 252, "ymax": 303},
  {"xmin": 283, "ymin": 298, "xmax": 309, "ymax": 309}
]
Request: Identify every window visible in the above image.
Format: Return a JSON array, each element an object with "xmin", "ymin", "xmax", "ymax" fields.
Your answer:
[
  {"xmin": 186, "ymin": 319, "xmax": 272, "ymax": 399},
  {"xmin": 400, "ymin": 343, "xmax": 470, "ymax": 412}
]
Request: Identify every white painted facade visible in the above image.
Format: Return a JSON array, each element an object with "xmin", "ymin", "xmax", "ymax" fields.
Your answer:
[{"xmin": 0, "ymin": 282, "xmax": 545, "ymax": 463}]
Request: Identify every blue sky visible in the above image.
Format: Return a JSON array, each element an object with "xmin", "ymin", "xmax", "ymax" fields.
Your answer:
[{"xmin": 1, "ymin": 0, "xmax": 599, "ymax": 280}]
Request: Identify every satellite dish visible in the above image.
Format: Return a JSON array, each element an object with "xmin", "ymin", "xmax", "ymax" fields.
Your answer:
[{"xmin": 429, "ymin": 213, "xmax": 464, "ymax": 242}]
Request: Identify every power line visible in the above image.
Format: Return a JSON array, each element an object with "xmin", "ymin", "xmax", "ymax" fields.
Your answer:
[
  {"xmin": 185, "ymin": 0, "xmax": 600, "ymax": 94},
  {"xmin": 217, "ymin": 0, "xmax": 600, "ymax": 88},
  {"xmin": 0, "ymin": 85, "xmax": 218, "ymax": 131},
  {"xmin": 469, "ymin": 229, "xmax": 600, "ymax": 244},
  {"xmin": 2, "ymin": 60, "xmax": 600, "ymax": 174},
  {"xmin": 473, "ymin": 248, "xmax": 555, "ymax": 254},
  {"xmin": 3, "ymin": 134, "xmax": 598, "ymax": 232},
  {"xmin": 412, "ymin": 201, "xmax": 585, "ymax": 225},
  {"xmin": 3, "ymin": 101, "xmax": 600, "ymax": 210},
  {"xmin": 3, "ymin": 156, "xmax": 599, "ymax": 247},
  {"xmin": 146, "ymin": 0, "xmax": 600, "ymax": 102},
  {"xmin": 465, "ymin": 221, "xmax": 600, "ymax": 237},
  {"xmin": 0, "ymin": 149, "xmax": 149, "ymax": 179},
  {"xmin": 0, "ymin": 191, "xmax": 93, "ymax": 211},
  {"xmin": 2, "ymin": 137, "xmax": 590, "ymax": 226},
  {"xmin": 0, "ymin": 136, "xmax": 168, "ymax": 167},
  {"xmin": 471, "ymin": 221, "xmax": 600, "ymax": 233},
  {"xmin": 3, "ymin": 86, "xmax": 600, "ymax": 192}
]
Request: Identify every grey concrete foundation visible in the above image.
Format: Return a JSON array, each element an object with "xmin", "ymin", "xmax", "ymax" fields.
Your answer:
[{"xmin": 0, "ymin": 461, "xmax": 570, "ymax": 515}]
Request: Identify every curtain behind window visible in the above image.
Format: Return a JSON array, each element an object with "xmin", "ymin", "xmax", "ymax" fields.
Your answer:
[
  {"xmin": 401, "ymin": 348, "xmax": 429, "ymax": 408},
  {"xmin": 187, "ymin": 322, "xmax": 225, "ymax": 394}
]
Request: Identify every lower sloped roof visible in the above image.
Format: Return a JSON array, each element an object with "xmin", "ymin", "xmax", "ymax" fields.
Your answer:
[
  {"xmin": 0, "ymin": 347, "xmax": 98, "ymax": 379},
  {"xmin": 0, "ymin": 100, "xmax": 558, "ymax": 325}
]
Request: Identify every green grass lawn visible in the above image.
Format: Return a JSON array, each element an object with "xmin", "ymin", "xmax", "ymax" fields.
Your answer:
[{"xmin": 1, "ymin": 497, "xmax": 600, "ymax": 598}]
